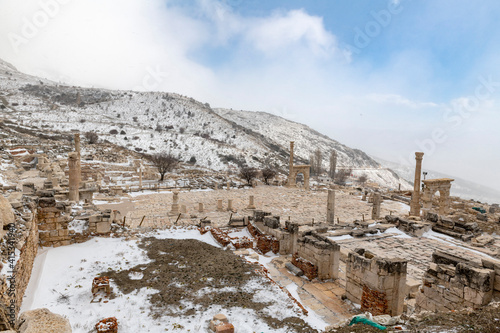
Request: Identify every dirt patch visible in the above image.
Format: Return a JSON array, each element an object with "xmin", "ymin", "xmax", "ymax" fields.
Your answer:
[
  {"xmin": 104, "ymin": 237, "xmax": 317, "ymax": 332},
  {"xmin": 328, "ymin": 304, "xmax": 500, "ymax": 333}
]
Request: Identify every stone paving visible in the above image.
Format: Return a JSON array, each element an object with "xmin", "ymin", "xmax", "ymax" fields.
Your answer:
[{"xmin": 96, "ymin": 186, "xmax": 410, "ymax": 229}]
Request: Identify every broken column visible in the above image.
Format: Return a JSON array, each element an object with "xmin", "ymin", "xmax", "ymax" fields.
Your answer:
[
  {"xmin": 410, "ymin": 152, "xmax": 424, "ymax": 216},
  {"xmin": 327, "ymin": 188, "xmax": 335, "ymax": 225},
  {"xmin": 371, "ymin": 192, "xmax": 381, "ymax": 220},
  {"xmin": 217, "ymin": 199, "xmax": 224, "ymax": 212},
  {"xmin": 170, "ymin": 190, "xmax": 180, "ymax": 215},
  {"xmin": 68, "ymin": 152, "xmax": 80, "ymax": 202},
  {"xmin": 247, "ymin": 195, "xmax": 256, "ymax": 209},
  {"xmin": 227, "ymin": 199, "xmax": 233, "ymax": 211},
  {"xmin": 198, "ymin": 203, "xmax": 204, "ymax": 213}
]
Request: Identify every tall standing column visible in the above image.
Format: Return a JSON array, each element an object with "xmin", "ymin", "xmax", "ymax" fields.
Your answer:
[
  {"xmin": 68, "ymin": 152, "xmax": 79, "ymax": 202},
  {"xmin": 410, "ymin": 152, "xmax": 424, "ymax": 216},
  {"xmin": 287, "ymin": 141, "xmax": 295, "ymax": 187},
  {"xmin": 327, "ymin": 188, "xmax": 335, "ymax": 224},
  {"xmin": 74, "ymin": 133, "xmax": 81, "ymax": 183}
]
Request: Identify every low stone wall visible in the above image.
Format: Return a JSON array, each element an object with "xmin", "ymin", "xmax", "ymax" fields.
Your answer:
[
  {"xmin": 292, "ymin": 253, "xmax": 318, "ymax": 280},
  {"xmin": 248, "ymin": 214, "xmax": 298, "ymax": 255},
  {"xmin": 424, "ymin": 213, "xmax": 481, "ymax": 241},
  {"xmin": 294, "ymin": 232, "xmax": 339, "ymax": 280},
  {"xmin": 346, "ymin": 248, "xmax": 407, "ymax": 316},
  {"xmin": 0, "ymin": 199, "xmax": 39, "ymax": 330},
  {"xmin": 13, "ymin": 207, "xmax": 39, "ymax": 316},
  {"xmin": 416, "ymin": 251, "xmax": 495, "ymax": 312}
]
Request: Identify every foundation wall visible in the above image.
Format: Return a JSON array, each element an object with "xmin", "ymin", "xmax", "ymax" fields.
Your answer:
[
  {"xmin": 416, "ymin": 251, "xmax": 495, "ymax": 312},
  {"xmin": 294, "ymin": 232, "xmax": 339, "ymax": 280},
  {"xmin": 0, "ymin": 200, "xmax": 39, "ymax": 330},
  {"xmin": 346, "ymin": 248, "xmax": 407, "ymax": 316}
]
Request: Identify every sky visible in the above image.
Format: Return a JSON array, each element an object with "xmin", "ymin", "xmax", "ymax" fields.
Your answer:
[{"xmin": 0, "ymin": 0, "xmax": 499, "ymax": 190}]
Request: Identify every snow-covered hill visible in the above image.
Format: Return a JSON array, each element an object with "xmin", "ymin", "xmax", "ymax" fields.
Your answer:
[{"xmin": 0, "ymin": 58, "xmax": 408, "ymax": 189}]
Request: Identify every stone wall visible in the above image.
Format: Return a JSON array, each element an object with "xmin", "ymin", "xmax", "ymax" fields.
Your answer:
[
  {"xmin": 346, "ymin": 248, "xmax": 407, "ymax": 316},
  {"xmin": 248, "ymin": 212, "xmax": 298, "ymax": 255},
  {"xmin": 388, "ymin": 216, "xmax": 431, "ymax": 237},
  {"xmin": 424, "ymin": 213, "xmax": 481, "ymax": 241},
  {"xmin": 294, "ymin": 232, "xmax": 339, "ymax": 280},
  {"xmin": 37, "ymin": 193, "xmax": 73, "ymax": 247},
  {"xmin": 416, "ymin": 251, "xmax": 495, "ymax": 312},
  {"xmin": 0, "ymin": 199, "xmax": 39, "ymax": 330}
]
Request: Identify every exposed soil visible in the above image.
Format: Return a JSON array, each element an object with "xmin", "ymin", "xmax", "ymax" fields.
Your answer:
[
  {"xmin": 104, "ymin": 237, "xmax": 317, "ymax": 332},
  {"xmin": 327, "ymin": 304, "xmax": 500, "ymax": 333}
]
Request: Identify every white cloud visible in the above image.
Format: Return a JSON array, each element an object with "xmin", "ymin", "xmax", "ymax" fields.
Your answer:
[
  {"xmin": 244, "ymin": 9, "xmax": 338, "ymax": 57},
  {"xmin": 366, "ymin": 93, "xmax": 439, "ymax": 108}
]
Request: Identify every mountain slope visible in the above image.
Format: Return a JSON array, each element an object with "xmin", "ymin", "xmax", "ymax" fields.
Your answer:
[{"xmin": 0, "ymin": 59, "xmax": 407, "ymax": 189}]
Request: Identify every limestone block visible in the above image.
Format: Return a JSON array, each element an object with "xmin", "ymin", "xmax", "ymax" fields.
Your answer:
[
  {"xmin": 464, "ymin": 286, "xmax": 492, "ymax": 305},
  {"xmin": 96, "ymin": 221, "xmax": 111, "ymax": 234},
  {"xmin": 19, "ymin": 308, "xmax": 72, "ymax": 333},
  {"xmin": 0, "ymin": 194, "xmax": 16, "ymax": 233}
]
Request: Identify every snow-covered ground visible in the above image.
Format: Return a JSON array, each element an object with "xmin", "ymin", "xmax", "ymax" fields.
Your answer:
[{"xmin": 22, "ymin": 228, "xmax": 330, "ymax": 332}]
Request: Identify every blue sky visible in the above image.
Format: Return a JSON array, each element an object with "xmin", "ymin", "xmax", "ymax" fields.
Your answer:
[{"xmin": 1, "ymin": 0, "xmax": 499, "ymax": 190}]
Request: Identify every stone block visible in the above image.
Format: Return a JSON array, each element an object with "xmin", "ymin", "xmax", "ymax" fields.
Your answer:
[
  {"xmin": 96, "ymin": 221, "xmax": 111, "ymax": 234},
  {"xmin": 464, "ymin": 286, "xmax": 492, "ymax": 305}
]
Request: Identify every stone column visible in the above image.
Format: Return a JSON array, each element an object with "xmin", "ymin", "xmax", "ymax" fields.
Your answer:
[
  {"xmin": 410, "ymin": 152, "xmax": 424, "ymax": 216},
  {"xmin": 327, "ymin": 189, "xmax": 335, "ymax": 225},
  {"xmin": 217, "ymin": 199, "xmax": 223, "ymax": 212},
  {"xmin": 198, "ymin": 203, "xmax": 204, "ymax": 213},
  {"xmin": 287, "ymin": 141, "xmax": 295, "ymax": 187},
  {"xmin": 372, "ymin": 193, "xmax": 381, "ymax": 220},
  {"xmin": 68, "ymin": 152, "xmax": 79, "ymax": 202},
  {"xmin": 74, "ymin": 133, "xmax": 81, "ymax": 184},
  {"xmin": 170, "ymin": 190, "xmax": 180, "ymax": 215},
  {"xmin": 247, "ymin": 195, "xmax": 256, "ymax": 209},
  {"xmin": 138, "ymin": 161, "xmax": 143, "ymax": 190},
  {"xmin": 227, "ymin": 199, "xmax": 233, "ymax": 211}
]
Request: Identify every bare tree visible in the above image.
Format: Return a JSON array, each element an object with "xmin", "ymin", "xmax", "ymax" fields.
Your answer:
[
  {"xmin": 335, "ymin": 168, "xmax": 352, "ymax": 185},
  {"xmin": 148, "ymin": 152, "xmax": 178, "ymax": 181},
  {"xmin": 261, "ymin": 167, "xmax": 277, "ymax": 185},
  {"xmin": 329, "ymin": 150, "xmax": 337, "ymax": 179},
  {"xmin": 239, "ymin": 167, "xmax": 258, "ymax": 185},
  {"xmin": 358, "ymin": 173, "xmax": 368, "ymax": 185},
  {"xmin": 84, "ymin": 131, "xmax": 99, "ymax": 144}
]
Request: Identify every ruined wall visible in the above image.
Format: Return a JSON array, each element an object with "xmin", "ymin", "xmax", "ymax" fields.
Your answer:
[
  {"xmin": 416, "ymin": 251, "xmax": 495, "ymax": 312},
  {"xmin": 294, "ymin": 232, "xmax": 339, "ymax": 280},
  {"xmin": 0, "ymin": 199, "xmax": 39, "ymax": 330},
  {"xmin": 346, "ymin": 248, "xmax": 407, "ymax": 316},
  {"xmin": 258, "ymin": 218, "xmax": 299, "ymax": 255},
  {"xmin": 37, "ymin": 193, "xmax": 73, "ymax": 247}
]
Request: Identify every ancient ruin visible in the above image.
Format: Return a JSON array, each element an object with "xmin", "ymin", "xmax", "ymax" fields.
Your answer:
[
  {"xmin": 422, "ymin": 178, "xmax": 454, "ymax": 215},
  {"xmin": 1, "ymin": 130, "xmax": 500, "ymax": 333},
  {"xmin": 287, "ymin": 141, "xmax": 311, "ymax": 190},
  {"xmin": 410, "ymin": 152, "xmax": 424, "ymax": 216}
]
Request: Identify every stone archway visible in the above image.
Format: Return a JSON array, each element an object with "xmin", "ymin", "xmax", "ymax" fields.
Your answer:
[
  {"xmin": 421, "ymin": 178, "xmax": 454, "ymax": 216},
  {"xmin": 287, "ymin": 141, "xmax": 311, "ymax": 190}
]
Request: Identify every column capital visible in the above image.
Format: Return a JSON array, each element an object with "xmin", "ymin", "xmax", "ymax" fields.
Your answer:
[{"xmin": 415, "ymin": 152, "xmax": 424, "ymax": 160}]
